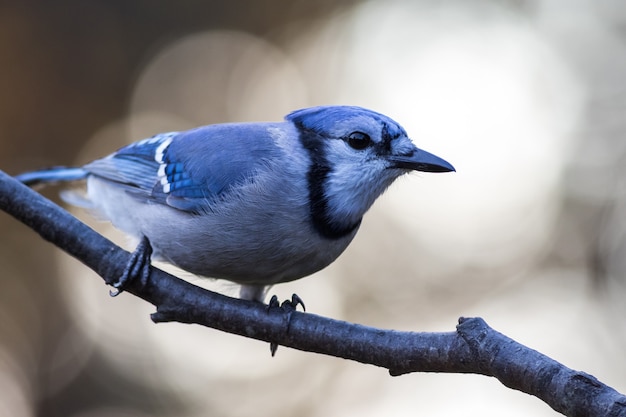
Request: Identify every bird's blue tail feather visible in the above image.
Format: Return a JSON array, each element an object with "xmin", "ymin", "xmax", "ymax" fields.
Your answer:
[{"xmin": 15, "ymin": 167, "xmax": 88, "ymax": 187}]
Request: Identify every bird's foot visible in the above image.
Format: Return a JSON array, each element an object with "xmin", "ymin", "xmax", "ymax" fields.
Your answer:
[
  {"xmin": 110, "ymin": 236, "xmax": 153, "ymax": 297},
  {"xmin": 267, "ymin": 293, "xmax": 306, "ymax": 313},
  {"xmin": 267, "ymin": 293, "xmax": 306, "ymax": 356}
]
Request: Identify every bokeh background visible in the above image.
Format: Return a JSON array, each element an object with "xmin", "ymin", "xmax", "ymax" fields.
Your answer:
[{"xmin": 1, "ymin": 0, "xmax": 626, "ymax": 416}]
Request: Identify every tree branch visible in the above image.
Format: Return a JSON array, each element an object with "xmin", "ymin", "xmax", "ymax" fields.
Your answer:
[{"xmin": 1, "ymin": 169, "xmax": 624, "ymax": 416}]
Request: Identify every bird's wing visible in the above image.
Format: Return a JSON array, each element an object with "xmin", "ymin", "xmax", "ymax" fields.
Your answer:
[{"xmin": 84, "ymin": 123, "xmax": 282, "ymax": 213}]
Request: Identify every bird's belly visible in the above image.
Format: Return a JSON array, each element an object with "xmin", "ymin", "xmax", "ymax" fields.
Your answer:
[
  {"xmin": 148, "ymin": 217, "xmax": 355, "ymax": 285},
  {"xmin": 87, "ymin": 175, "xmax": 358, "ymax": 286},
  {"xmin": 124, "ymin": 200, "xmax": 357, "ymax": 286}
]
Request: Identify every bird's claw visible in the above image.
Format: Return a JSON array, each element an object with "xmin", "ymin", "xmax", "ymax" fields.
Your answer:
[
  {"xmin": 267, "ymin": 293, "xmax": 306, "ymax": 356},
  {"xmin": 282, "ymin": 293, "xmax": 306, "ymax": 312},
  {"xmin": 266, "ymin": 293, "xmax": 306, "ymax": 312},
  {"xmin": 267, "ymin": 294, "xmax": 280, "ymax": 311},
  {"xmin": 110, "ymin": 236, "xmax": 153, "ymax": 297}
]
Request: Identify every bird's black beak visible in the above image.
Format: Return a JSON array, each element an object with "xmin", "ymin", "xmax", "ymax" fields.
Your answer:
[{"xmin": 389, "ymin": 148, "xmax": 455, "ymax": 173}]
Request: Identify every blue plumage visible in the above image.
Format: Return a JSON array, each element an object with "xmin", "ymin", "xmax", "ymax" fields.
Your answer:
[
  {"xmin": 16, "ymin": 105, "xmax": 454, "ymax": 302},
  {"xmin": 16, "ymin": 166, "xmax": 88, "ymax": 185}
]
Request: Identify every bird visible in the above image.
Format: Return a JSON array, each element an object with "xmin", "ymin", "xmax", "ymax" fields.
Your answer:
[{"xmin": 16, "ymin": 105, "xmax": 454, "ymax": 303}]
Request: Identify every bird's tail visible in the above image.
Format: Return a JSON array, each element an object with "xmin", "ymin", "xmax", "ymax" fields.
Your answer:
[
  {"xmin": 15, "ymin": 167, "xmax": 88, "ymax": 187},
  {"xmin": 16, "ymin": 166, "xmax": 95, "ymax": 208}
]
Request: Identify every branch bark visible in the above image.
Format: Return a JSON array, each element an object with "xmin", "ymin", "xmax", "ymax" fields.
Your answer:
[{"xmin": 1, "ymin": 169, "xmax": 624, "ymax": 416}]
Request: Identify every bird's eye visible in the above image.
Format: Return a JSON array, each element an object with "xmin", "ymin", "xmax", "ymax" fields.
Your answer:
[{"xmin": 346, "ymin": 132, "xmax": 371, "ymax": 150}]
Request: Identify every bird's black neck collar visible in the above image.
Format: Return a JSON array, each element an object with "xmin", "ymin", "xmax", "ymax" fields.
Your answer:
[{"xmin": 297, "ymin": 125, "xmax": 362, "ymax": 240}]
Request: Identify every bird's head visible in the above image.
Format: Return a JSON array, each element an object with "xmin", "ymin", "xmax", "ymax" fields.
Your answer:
[{"xmin": 287, "ymin": 105, "xmax": 454, "ymax": 239}]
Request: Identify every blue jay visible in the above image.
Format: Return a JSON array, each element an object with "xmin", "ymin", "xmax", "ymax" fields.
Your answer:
[{"xmin": 17, "ymin": 106, "xmax": 454, "ymax": 303}]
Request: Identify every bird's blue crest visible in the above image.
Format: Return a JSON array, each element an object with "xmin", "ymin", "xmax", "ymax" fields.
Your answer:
[{"xmin": 286, "ymin": 106, "xmax": 407, "ymax": 139}]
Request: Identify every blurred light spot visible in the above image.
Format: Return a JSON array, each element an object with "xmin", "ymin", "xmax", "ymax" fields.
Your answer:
[{"xmin": 131, "ymin": 30, "xmax": 308, "ymax": 124}]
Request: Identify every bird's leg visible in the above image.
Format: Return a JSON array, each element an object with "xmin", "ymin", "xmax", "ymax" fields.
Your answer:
[
  {"xmin": 110, "ymin": 236, "xmax": 153, "ymax": 297},
  {"xmin": 239, "ymin": 284, "xmax": 269, "ymax": 302},
  {"xmin": 267, "ymin": 293, "xmax": 306, "ymax": 356}
]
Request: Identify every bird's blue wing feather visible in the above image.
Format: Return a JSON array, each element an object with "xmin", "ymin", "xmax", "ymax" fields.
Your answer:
[
  {"xmin": 85, "ymin": 132, "xmax": 177, "ymax": 191},
  {"xmin": 84, "ymin": 124, "xmax": 282, "ymax": 213}
]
